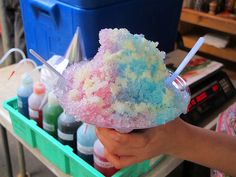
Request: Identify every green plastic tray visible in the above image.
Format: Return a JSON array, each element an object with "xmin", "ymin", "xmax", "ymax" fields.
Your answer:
[{"xmin": 3, "ymin": 97, "xmax": 164, "ymax": 177}]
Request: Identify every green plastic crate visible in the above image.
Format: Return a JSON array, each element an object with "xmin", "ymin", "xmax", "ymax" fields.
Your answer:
[
  {"xmin": 3, "ymin": 97, "xmax": 37, "ymax": 147},
  {"xmin": 33, "ymin": 126, "xmax": 73, "ymax": 173},
  {"xmin": 3, "ymin": 97, "xmax": 164, "ymax": 177}
]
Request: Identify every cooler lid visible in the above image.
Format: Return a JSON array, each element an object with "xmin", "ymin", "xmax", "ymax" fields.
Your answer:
[{"xmin": 58, "ymin": 0, "xmax": 127, "ymax": 9}]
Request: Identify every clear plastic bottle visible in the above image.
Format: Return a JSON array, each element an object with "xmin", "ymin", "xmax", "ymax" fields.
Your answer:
[
  {"xmin": 17, "ymin": 73, "xmax": 33, "ymax": 118},
  {"xmin": 76, "ymin": 123, "xmax": 97, "ymax": 166},
  {"xmin": 57, "ymin": 112, "xmax": 81, "ymax": 152},
  {"xmin": 43, "ymin": 92, "xmax": 63, "ymax": 137},
  {"xmin": 28, "ymin": 82, "xmax": 46, "ymax": 128},
  {"xmin": 94, "ymin": 139, "xmax": 118, "ymax": 177}
]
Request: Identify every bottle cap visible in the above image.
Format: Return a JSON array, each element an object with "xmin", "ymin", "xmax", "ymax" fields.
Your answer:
[
  {"xmin": 48, "ymin": 91, "xmax": 59, "ymax": 105},
  {"xmin": 21, "ymin": 73, "xmax": 33, "ymax": 86},
  {"xmin": 33, "ymin": 82, "xmax": 46, "ymax": 95},
  {"xmin": 59, "ymin": 112, "xmax": 76, "ymax": 122}
]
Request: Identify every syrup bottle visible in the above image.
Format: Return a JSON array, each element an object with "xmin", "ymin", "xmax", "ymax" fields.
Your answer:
[
  {"xmin": 43, "ymin": 92, "xmax": 63, "ymax": 137},
  {"xmin": 94, "ymin": 139, "xmax": 119, "ymax": 177},
  {"xmin": 17, "ymin": 73, "xmax": 33, "ymax": 118},
  {"xmin": 57, "ymin": 112, "xmax": 81, "ymax": 152},
  {"xmin": 28, "ymin": 82, "xmax": 46, "ymax": 128},
  {"xmin": 76, "ymin": 123, "xmax": 97, "ymax": 166}
]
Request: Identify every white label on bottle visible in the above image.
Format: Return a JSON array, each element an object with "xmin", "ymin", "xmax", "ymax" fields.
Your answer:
[
  {"xmin": 18, "ymin": 99, "xmax": 23, "ymax": 109},
  {"xmin": 94, "ymin": 154, "xmax": 114, "ymax": 168},
  {"xmin": 77, "ymin": 142, "xmax": 93, "ymax": 155},
  {"xmin": 43, "ymin": 121, "xmax": 55, "ymax": 132},
  {"xmin": 29, "ymin": 108, "xmax": 39, "ymax": 118},
  {"xmin": 57, "ymin": 130, "xmax": 74, "ymax": 141}
]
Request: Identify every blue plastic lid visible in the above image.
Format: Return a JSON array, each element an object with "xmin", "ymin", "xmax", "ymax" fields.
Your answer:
[{"xmin": 58, "ymin": 0, "xmax": 127, "ymax": 9}]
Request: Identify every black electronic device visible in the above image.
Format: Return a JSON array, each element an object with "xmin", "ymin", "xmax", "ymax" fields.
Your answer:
[
  {"xmin": 181, "ymin": 70, "xmax": 235, "ymax": 125},
  {"xmin": 165, "ymin": 51, "xmax": 235, "ymax": 125}
]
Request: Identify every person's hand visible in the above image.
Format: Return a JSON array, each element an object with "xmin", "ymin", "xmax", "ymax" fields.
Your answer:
[
  {"xmin": 97, "ymin": 118, "xmax": 236, "ymax": 177},
  {"xmin": 96, "ymin": 118, "xmax": 183, "ymax": 169}
]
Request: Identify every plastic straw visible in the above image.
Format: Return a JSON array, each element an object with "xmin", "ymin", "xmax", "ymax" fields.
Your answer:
[
  {"xmin": 0, "ymin": 48, "xmax": 37, "ymax": 80},
  {"xmin": 0, "ymin": 48, "xmax": 26, "ymax": 65},
  {"xmin": 8, "ymin": 59, "xmax": 37, "ymax": 80},
  {"xmin": 167, "ymin": 37, "xmax": 205, "ymax": 84},
  {"xmin": 29, "ymin": 49, "xmax": 64, "ymax": 80},
  {"xmin": 29, "ymin": 65, "xmax": 43, "ymax": 76}
]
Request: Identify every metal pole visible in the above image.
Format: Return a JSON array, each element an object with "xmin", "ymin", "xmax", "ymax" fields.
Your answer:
[
  {"xmin": 0, "ymin": 124, "xmax": 13, "ymax": 177},
  {"xmin": 0, "ymin": 0, "xmax": 13, "ymax": 66},
  {"xmin": 16, "ymin": 141, "xmax": 27, "ymax": 177}
]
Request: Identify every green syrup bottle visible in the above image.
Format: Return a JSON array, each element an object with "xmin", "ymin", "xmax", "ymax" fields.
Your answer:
[{"xmin": 43, "ymin": 91, "xmax": 63, "ymax": 137}]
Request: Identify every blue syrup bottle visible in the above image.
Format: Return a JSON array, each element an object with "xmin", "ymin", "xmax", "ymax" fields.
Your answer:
[
  {"xmin": 17, "ymin": 73, "xmax": 33, "ymax": 118},
  {"xmin": 77, "ymin": 123, "xmax": 97, "ymax": 166}
]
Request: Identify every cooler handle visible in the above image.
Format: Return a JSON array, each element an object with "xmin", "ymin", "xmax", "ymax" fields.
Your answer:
[{"xmin": 29, "ymin": 0, "xmax": 58, "ymax": 19}]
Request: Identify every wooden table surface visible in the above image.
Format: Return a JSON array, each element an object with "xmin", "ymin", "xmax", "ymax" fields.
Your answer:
[{"xmin": 0, "ymin": 50, "xmax": 235, "ymax": 177}]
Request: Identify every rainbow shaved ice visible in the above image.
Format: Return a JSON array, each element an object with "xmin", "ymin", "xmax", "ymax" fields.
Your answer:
[{"xmin": 56, "ymin": 28, "xmax": 190, "ymax": 132}]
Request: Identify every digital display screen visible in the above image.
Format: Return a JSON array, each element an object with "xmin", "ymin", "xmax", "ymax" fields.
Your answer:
[
  {"xmin": 196, "ymin": 92, "xmax": 207, "ymax": 102},
  {"xmin": 212, "ymin": 84, "xmax": 219, "ymax": 92},
  {"xmin": 187, "ymin": 83, "xmax": 221, "ymax": 112}
]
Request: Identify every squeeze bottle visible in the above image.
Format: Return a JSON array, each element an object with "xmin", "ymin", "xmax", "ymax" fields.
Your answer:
[
  {"xmin": 77, "ymin": 123, "xmax": 97, "ymax": 166},
  {"xmin": 43, "ymin": 92, "xmax": 63, "ymax": 137},
  {"xmin": 94, "ymin": 139, "xmax": 119, "ymax": 177},
  {"xmin": 28, "ymin": 82, "xmax": 46, "ymax": 128},
  {"xmin": 17, "ymin": 73, "xmax": 33, "ymax": 118},
  {"xmin": 58, "ymin": 112, "xmax": 81, "ymax": 152}
]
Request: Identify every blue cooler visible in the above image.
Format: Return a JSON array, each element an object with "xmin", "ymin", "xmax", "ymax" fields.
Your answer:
[{"xmin": 20, "ymin": 0, "xmax": 183, "ymax": 64}]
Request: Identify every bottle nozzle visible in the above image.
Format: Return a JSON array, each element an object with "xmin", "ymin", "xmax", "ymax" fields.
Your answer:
[{"xmin": 33, "ymin": 82, "xmax": 46, "ymax": 95}]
